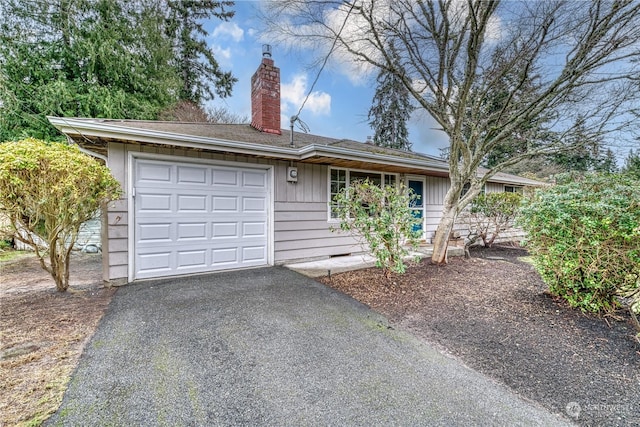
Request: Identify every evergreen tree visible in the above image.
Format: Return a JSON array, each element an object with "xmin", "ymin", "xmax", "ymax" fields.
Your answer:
[
  {"xmin": 368, "ymin": 48, "xmax": 414, "ymax": 151},
  {"xmin": 0, "ymin": 0, "xmax": 180, "ymax": 141},
  {"xmin": 622, "ymin": 149, "xmax": 640, "ymax": 178},
  {"xmin": 551, "ymin": 119, "xmax": 605, "ymax": 172},
  {"xmin": 165, "ymin": 0, "xmax": 237, "ymax": 104},
  {"xmin": 596, "ymin": 148, "xmax": 618, "ymax": 173},
  {"xmin": 480, "ymin": 48, "xmax": 551, "ymax": 170}
]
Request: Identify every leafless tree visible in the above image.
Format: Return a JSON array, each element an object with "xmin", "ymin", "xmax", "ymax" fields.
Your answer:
[
  {"xmin": 159, "ymin": 100, "xmax": 248, "ymax": 123},
  {"xmin": 264, "ymin": 0, "xmax": 640, "ymax": 264}
]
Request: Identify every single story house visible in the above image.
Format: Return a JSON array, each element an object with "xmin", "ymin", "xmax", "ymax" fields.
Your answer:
[{"xmin": 48, "ymin": 52, "xmax": 541, "ymax": 285}]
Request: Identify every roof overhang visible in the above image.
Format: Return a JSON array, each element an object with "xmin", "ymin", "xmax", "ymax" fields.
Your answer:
[
  {"xmin": 48, "ymin": 116, "xmax": 544, "ymax": 186},
  {"xmin": 48, "ymin": 116, "xmax": 451, "ymax": 176}
]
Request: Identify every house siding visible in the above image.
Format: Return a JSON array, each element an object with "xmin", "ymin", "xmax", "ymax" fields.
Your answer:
[
  {"xmin": 103, "ymin": 142, "xmax": 526, "ymax": 283},
  {"xmin": 104, "ymin": 143, "xmax": 361, "ymax": 282},
  {"xmin": 273, "ymin": 162, "xmax": 361, "ymax": 263},
  {"xmin": 424, "ymin": 176, "xmax": 450, "ymax": 242},
  {"xmin": 423, "ymin": 176, "xmax": 526, "ymax": 244}
]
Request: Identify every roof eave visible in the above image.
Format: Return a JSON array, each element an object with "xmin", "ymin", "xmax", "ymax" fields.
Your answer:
[
  {"xmin": 47, "ymin": 116, "xmax": 451, "ymax": 174},
  {"xmin": 299, "ymin": 145, "xmax": 450, "ymax": 174},
  {"xmin": 47, "ymin": 116, "xmax": 301, "ymax": 160}
]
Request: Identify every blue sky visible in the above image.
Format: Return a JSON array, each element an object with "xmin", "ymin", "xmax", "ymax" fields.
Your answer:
[{"xmin": 203, "ymin": 1, "xmax": 450, "ymax": 158}]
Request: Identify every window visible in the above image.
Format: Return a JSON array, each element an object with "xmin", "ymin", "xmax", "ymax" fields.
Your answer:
[
  {"xmin": 329, "ymin": 168, "xmax": 398, "ymax": 219},
  {"xmin": 460, "ymin": 182, "xmax": 485, "ymax": 198},
  {"xmin": 504, "ymin": 185, "xmax": 523, "ymax": 194}
]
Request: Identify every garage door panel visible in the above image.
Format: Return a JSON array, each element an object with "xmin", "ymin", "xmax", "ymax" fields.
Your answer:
[
  {"xmin": 177, "ymin": 165, "xmax": 208, "ymax": 185},
  {"xmin": 212, "ymin": 222, "xmax": 238, "ymax": 238},
  {"xmin": 243, "ymin": 171, "xmax": 267, "ymax": 188},
  {"xmin": 135, "ymin": 159, "xmax": 269, "ymax": 279},
  {"xmin": 138, "ymin": 223, "xmax": 172, "ymax": 242},
  {"xmin": 243, "ymin": 222, "xmax": 266, "ymax": 237},
  {"xmin": 176, "ymin": 250, "xmax": 207, "ymax": 269},
  {"xmin": 242, "ymin": 246, "xmax": 266, "ymax": 261},
  {"xmin": 138, "ymin": 193, "xmax": 172, "ymax": 212},
  {"xmin": 242, "ymin": 197, "xmax": 266, "ymax": 212},
  {"xmin": 177, "ymin": 223, "xmax": 207, "ymax": 240},
  {"xmin": 212, "ymin": 169, "xmax": 238, "ymax": 186},
  {"xmin": 212, "ymin": 247, "xmax": 239, "ymax": 265},
  {"xmin": 138, "ymin": 252, "xmax": 172, "ymax": 273},
  {"xmin": 137, "ymin": 162, "xmax": 172, "ymax": 183},
  {"xmin": 212, "ymin": 196, "xmax": 238, "ymax": 211},
  {"xmin": 177, "ymin": 195, "xmax": 207, "ymax": 212}
]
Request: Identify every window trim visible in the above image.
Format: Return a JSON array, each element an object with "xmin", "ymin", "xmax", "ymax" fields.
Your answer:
[
  {"xmin": 328, "ymin": 167, "xmax": 399, "ymax": 221},
  {"xmin": 504, "ymin": 185, "xmax": 523, "ymax": 194},
  {"xmin": 460, "ymin": 182, "xmax": 486, "ymax": 198}
]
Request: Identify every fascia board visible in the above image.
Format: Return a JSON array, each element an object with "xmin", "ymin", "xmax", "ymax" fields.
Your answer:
[
  {"xmin": 48, "ymin": 116, "xmax": 452, "ymax": 173},
  {"xmin": 53, "ymin": 117, "xmax": 544, "ymax": 181},
  {"xmin": 483, "ymin": 175, "xmax": 547, "ymax": 186},
  {"xmin": 47, "ymin": 117, "xmax": 301, "ymax": 160},
  {"xmin": 298, "ymin": 145, "xmax": 451, "ymax": 173}
]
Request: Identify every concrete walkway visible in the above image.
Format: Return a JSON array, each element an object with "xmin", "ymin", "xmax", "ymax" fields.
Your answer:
[
  {"xmin": 47, "ymin": 267, "xmax": 569, "ymax": 426},
  {"xmin": 285, "ymin": 245, "xmax": 464, "ymax": 277}
]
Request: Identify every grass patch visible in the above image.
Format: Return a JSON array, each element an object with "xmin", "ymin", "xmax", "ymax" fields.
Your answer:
[{"xmin": 0, "ymin": 248, "xmax": 30, "ymax": 263}]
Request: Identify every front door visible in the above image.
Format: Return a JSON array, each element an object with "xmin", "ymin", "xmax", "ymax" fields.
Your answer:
[{"xmin": 407, "ymin": 177, "xmax": 426, "ymax": 239}]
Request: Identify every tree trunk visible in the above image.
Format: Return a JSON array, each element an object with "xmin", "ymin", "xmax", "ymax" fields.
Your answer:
[{"xmin": 431, "ymin": 203, "xmax": 458, "ymax": 264}]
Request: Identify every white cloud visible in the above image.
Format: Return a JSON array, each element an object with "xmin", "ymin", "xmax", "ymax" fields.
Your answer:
[
  {"xmin": 211, "ymin": 45, "xmax": 232, "ymax": 61},
  {"xmin": 264, "ymin": 0, "xmax": 506, "ymax": 86},
  {"xmin": 212, "ymin": 22, "xmax": 244, "ymax": 42},
  {"xmin": 281, "ymin": 74, "xmax": 331, "ymax": 116}
]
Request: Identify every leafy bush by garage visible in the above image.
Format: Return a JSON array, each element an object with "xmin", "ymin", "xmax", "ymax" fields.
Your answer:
[
  {"xmin": 0, "ymin": 138, "xmax": 121, "ymax": 291},
  {"xmin": 518, "ymin": 173, "xmax": 640, "ymax": 315}
]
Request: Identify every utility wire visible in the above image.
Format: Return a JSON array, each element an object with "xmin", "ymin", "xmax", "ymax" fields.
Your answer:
[{"xmin": 292, "ymin": 1, "xmax": 356, "ymax": 128}]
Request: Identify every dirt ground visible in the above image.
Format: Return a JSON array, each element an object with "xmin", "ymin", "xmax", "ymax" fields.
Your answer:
[
  {"xmin": 319, "ymin": 245, "xmax": 640, "ymax": 426},
  {"xmin": 0, "ymin": 252, "xmax": 114, "ymax": 427}
]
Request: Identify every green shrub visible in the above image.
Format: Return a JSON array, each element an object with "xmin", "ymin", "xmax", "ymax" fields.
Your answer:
[
  {"xmin": 461, "ymin": 192, "xmax": 523, "ymax": 254},
  {"xmin": 518, "ymin": 174, "xmax": 640, "ymax": 314},
  {"xmin": 0, "ymin": 138, "xmax": 121, "ymax": 291},
  {"xmin": 331, "ymin": 180, "xmax": 422, "ymax": 277}
]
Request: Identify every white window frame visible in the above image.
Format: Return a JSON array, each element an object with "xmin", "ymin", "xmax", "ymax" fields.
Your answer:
[
  {"xmin": 504, "ymin": 185, "xmax": 523, "ymax": 194},
  {"xmin": 328, "ymin": 167, "xmax": 399, "ymax": 221}
]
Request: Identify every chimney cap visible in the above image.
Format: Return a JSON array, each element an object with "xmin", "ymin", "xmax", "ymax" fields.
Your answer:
[{"xmin": 262, "ymin": 44, "xmax": 272, "ymax": 58}]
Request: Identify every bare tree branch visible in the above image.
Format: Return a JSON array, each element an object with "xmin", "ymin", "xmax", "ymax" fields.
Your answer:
[{"xmin": 263, "ymin": 0, "xmax": 640, "ymax": 263}]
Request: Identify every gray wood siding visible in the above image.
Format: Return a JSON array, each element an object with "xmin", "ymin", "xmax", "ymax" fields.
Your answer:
[
  {"xmin": 273, "ymin": 200, "xmax": 361, "ymax": 263},
  {"xmin": 104, "ymin": 141, "xmax": 525, "ymax": 281},
  {"xmin": 424, "ymin": 176, "xmax": 450, "ymax": 241},
  {"xmin": 105, "ymin": 144, "xmax": 350, "ymax": 281},
  {"xmin": 274, "ymin": 163, "xmax": 326, "ymax": 203},
  {"xmin": 485, "ymin": 182, "xmax": 504, "ymax": 193}
]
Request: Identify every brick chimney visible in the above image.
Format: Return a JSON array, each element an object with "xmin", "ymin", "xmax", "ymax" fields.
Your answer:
[{"xmin": 251, "ymin": 45, "xmax": 281, "ymax": 134}]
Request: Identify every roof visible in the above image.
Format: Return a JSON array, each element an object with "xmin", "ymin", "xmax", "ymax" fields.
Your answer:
[{"xmin": 47, "ymin": 117, "xmax": 543, "ymax": 186}]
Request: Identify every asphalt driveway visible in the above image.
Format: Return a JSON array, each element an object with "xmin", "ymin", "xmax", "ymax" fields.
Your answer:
[{"xmin": 47, "ymin": 267, "xmax": 569, "ymax": 426}]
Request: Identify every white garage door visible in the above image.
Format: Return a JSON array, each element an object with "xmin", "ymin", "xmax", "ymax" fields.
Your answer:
[{"xmin": 133, "ymin": 159, "xmax": 270, "ymax": 279}]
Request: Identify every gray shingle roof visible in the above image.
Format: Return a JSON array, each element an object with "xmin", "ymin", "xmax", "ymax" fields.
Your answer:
[{"xmin": 48, "ymin": 117, "xmax": 545, "ymax": 186}]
